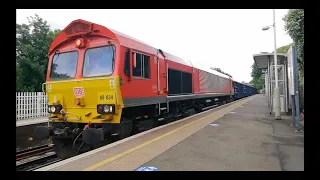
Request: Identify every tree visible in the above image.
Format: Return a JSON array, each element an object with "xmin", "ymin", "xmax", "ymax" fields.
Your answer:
[
  {"xmin": 283, "ymin": 9, "xmax": 304, "ymax": 74},
  {"xmin": 16, "ymin": 14, "xmax": 61, "ymax": 92},
  {"xmin": 283, "ymin": 10, "xmax": 304, "ymax": 111},
  {"xmin": 250, "ymin": 63, "xmax": 264, "ymax": 91},
  {"xmin": 276, "ymin": 43, "xmax": 294, "ymax": 53},
  {"xmin": 250, "ymin": 76, "xmax": 264, "ymax": 91}
]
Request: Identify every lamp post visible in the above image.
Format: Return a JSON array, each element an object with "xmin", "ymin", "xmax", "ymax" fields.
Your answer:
[{"xmin": 262, "ymin": 9, "xmax": 281, "ymax": 120}]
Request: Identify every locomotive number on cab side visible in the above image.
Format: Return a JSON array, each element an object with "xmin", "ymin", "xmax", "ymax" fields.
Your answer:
[{"xmin": 100, "ymin": 94, "xmax": 114, "ymax": 100}]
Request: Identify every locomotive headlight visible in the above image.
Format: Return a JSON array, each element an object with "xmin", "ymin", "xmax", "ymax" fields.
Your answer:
[
  {"xmin": 76, "ymin": 39, "xmax": 81, "ymax": 46},
  {"xmin": 97, "ymin": 104, "xmax": 115, "ymax": 114},
  {"xmin": 50, "ymin": 106, "xmax": 56, "ymax": 113},
  {"xmin": 103, "ymin": 105, "xmax": 110, "ymax": 113},
  {"xmin": 48, "ymin": 104, "xmax": 63, "ymax": 114}
]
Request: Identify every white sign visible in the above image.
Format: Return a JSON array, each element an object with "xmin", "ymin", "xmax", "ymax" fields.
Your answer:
[{"xmin": 287, "ymin": 46, "xmax": 295, "ymax": 95}]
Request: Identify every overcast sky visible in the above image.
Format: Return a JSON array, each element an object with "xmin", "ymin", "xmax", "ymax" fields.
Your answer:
[{"xmin": 16, "ymin": 9, "xmax": 293, "ymax": 83}]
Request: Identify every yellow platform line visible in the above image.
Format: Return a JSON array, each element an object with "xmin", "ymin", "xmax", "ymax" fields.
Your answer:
[
  {"xmin": 83, "ymin": 96, "xmax": 253, "ymax": 171},
  {"xmin": 83, "ymin": 119, "xmax": 199, "ymax": 171}
]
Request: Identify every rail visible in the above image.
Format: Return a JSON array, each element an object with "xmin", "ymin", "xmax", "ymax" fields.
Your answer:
[
  {"xmin": 16, "ymin": 144, "xmax": 60, "ymax": 171},
  {"xmin": 16, "ymin": 144, "xmax": 54, "ymax": 161}
]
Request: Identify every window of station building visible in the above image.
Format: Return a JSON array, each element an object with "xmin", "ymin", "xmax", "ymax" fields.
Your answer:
[{"xmin": 132, "ymin": 52, "xmax": 150, "ymax": 79}]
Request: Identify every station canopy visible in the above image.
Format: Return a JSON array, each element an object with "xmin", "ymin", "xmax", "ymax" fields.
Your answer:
[{"xmin": 253, "ymin": 53, "xmax": 287, "ymax": 69}]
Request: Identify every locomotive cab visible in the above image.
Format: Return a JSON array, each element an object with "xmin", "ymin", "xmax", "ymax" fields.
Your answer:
[{"xmin": 34, "ymin": 20, "xmax": 131, "ymax": 159}]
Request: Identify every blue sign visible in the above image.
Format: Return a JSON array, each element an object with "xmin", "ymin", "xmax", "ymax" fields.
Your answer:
[{"xmin": 135, "ymin": 166, "xmax": 159, "ymax": 171}]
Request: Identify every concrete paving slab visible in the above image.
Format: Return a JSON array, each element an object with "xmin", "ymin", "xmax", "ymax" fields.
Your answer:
[
  {"xmin": 16, "ymin": 117, "xmax": 49, "ymax": 127},
  {"xmin": 143, "ymin": 95, "xmax": 304, "ymax": 171}
]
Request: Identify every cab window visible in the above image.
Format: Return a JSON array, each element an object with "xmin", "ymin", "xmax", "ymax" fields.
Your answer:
[
  {"xmin": 50, "ymin": 51, "xmax": 78, "ymax": 80},
  {"xmin": 82, "ymin": 45, "xmax": 115, "ymax": 77},
  {"xmin": 132, "ymin": 52, "xmax": 150, "ymax": 79}
]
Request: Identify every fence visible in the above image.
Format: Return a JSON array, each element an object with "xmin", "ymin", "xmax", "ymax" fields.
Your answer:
[{"xmin": 16, "ymin": 92, "xmax": 49, "ymax": 121}]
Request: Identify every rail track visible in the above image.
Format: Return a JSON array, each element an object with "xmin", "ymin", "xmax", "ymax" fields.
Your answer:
[{"xmin": 16, "ymin": 144, "xmax": 61, "ymax": 171}]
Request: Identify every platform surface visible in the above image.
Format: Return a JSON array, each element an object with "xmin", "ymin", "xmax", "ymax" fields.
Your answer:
[
  {"xmin": 36, "ymin": 94, "xmax": 304, "ymax": 171},
  {"xmin": 143, "ymin": 94, "xmax": 304, "ymax": 171},
  {"xmin": 16, "ymin": 117, "xmax": 49, "ymax": 127}
]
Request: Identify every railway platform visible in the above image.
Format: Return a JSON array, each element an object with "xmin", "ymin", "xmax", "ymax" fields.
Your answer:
[
  {"xmin": 16, "ymin": 117, "xmax": 50, "ymax": 152},
  {"xmin": 36, "ymin": 94, "xmax": 304, "ymax": 171},
  {"xmin": 16, "ymin": 117, "xmax": 49, "ymax": 127}
]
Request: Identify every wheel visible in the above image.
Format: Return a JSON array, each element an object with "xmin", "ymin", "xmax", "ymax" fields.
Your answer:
[
  {"xmin": 118, "ymin": 117, "xmax": 133, "ymax": 140},
  {"xmin": 52, "ymin": 138, "xmax": 77, "ymax": 160},
  {"xmin": 52, "ymin": 137, "xmax": 92, "ymax": 160},
  {"xmin": 152, "ymin": 118, "xmax": 159, "ymax": 128},
  {"xmin": 194, "ymin": 103, "xmax": 203, "ymax": 113}
]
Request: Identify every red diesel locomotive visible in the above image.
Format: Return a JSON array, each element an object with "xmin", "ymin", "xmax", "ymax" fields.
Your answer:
[{"xmin": 34, "ymin": 19, "xmax": 235, "ymax": 159}]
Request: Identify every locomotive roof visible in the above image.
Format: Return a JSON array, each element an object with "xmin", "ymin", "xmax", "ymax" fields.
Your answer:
[
  {"xmin": 108, "ymin": 28, "xmax": 193, "ymax": 67},
  {"xmin": 50, "ymin": 19, "xmax": 229, "ymax": 78},
  {"xmin": 107, "ymin": 25, "xmax": 229, "ymax": 77},
  {"xmin": 190, "ymin": 61, "xmax": 231, "ymax": 79}
]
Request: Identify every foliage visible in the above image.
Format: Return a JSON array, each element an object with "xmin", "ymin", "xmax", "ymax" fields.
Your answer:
[
  {"xmin": 16, "ymin": 14, "xmax": 61, "ymax": 92},
  {"xmin": 283, "ymin": 9, "xmax": 304, "ymax": 73},
  {"xmin": 249, "ymin": 63, "xmax": 264, "ymax": 91},
  {"xmin": 283, "ymin": 9, "xmax": 304, "ymax": 110},
  {"xmin": 276, "ymin": 43, "xmax": 295, "ymax": 53},
  {"xmin": 250, "ymin": 76, "xmax": 264, "ymax": 91}
]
